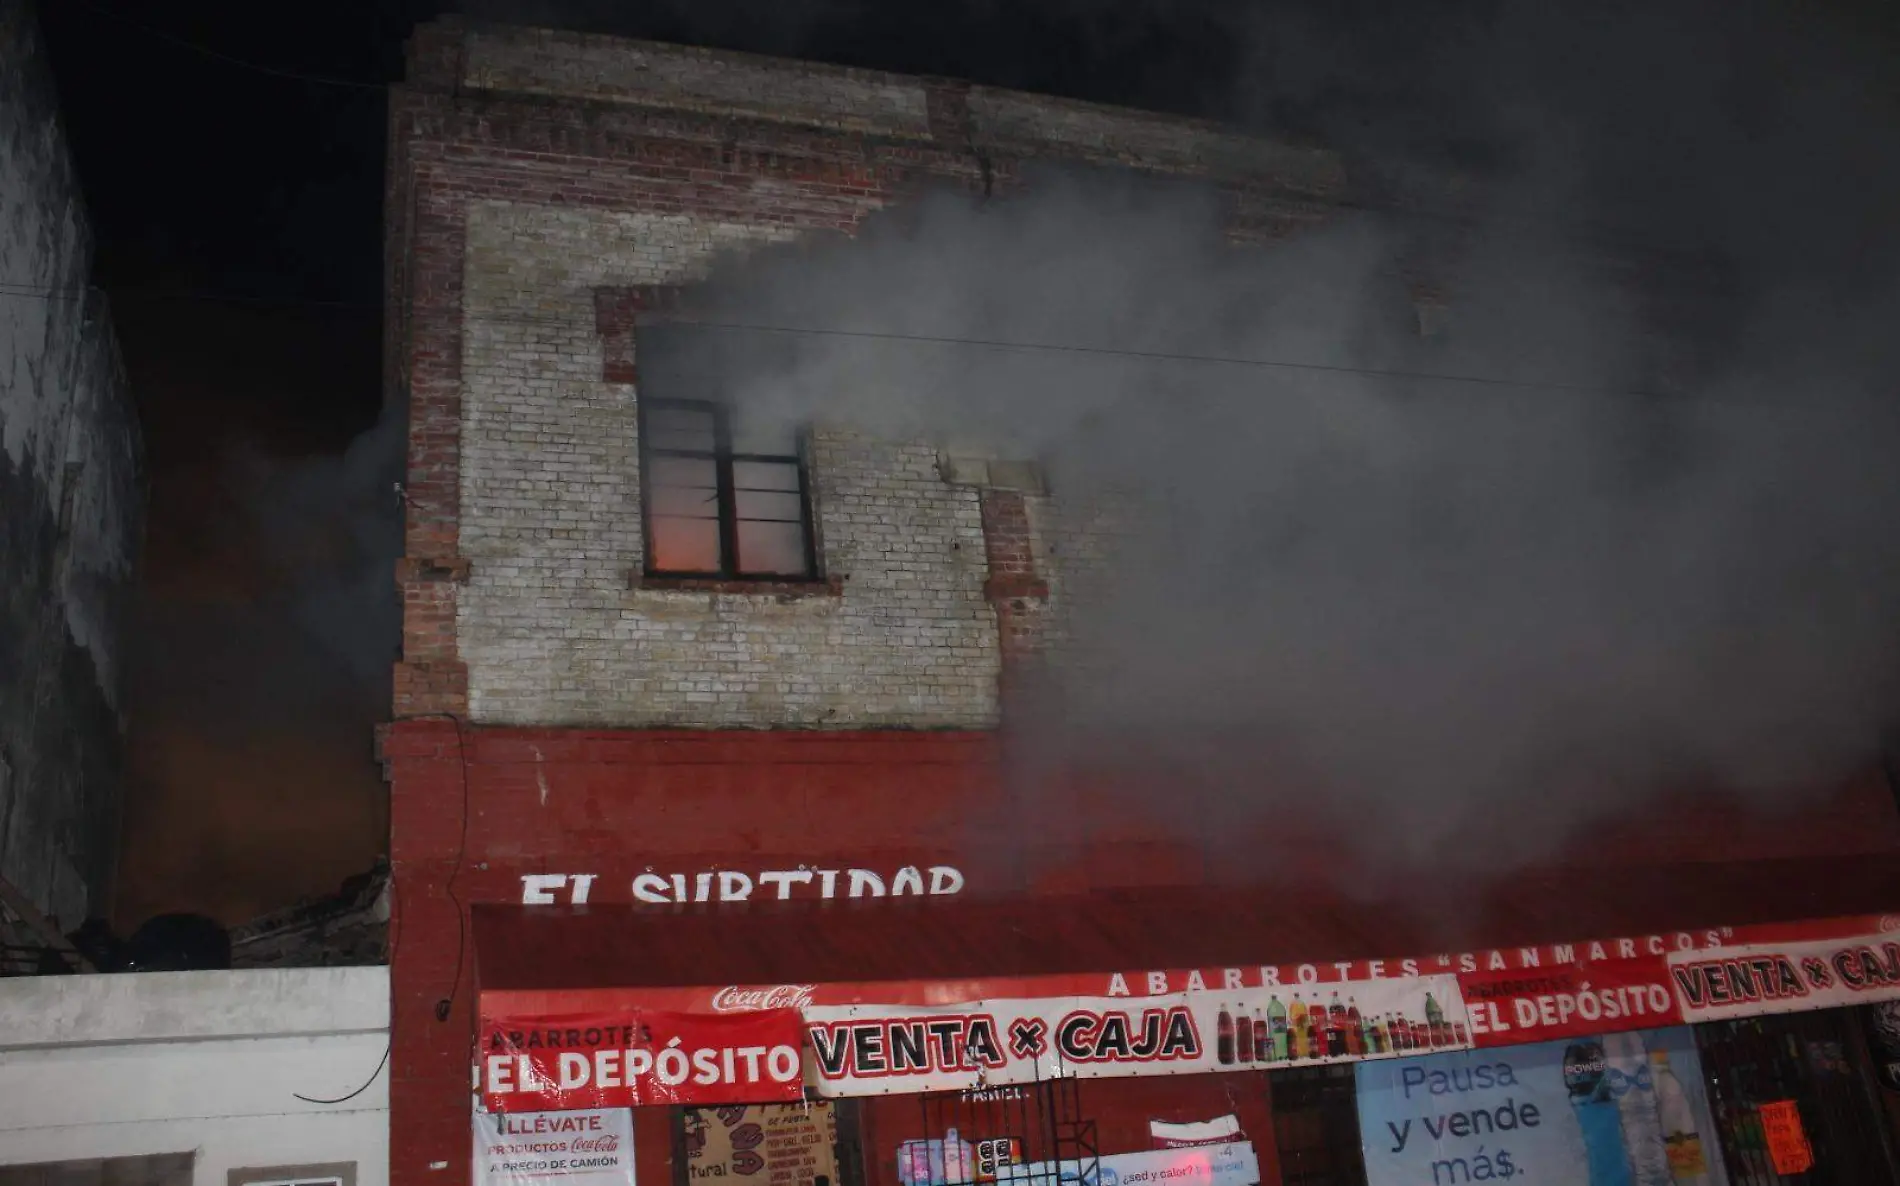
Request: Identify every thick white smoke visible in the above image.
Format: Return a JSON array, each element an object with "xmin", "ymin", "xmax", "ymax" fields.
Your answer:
[{"xmin": 641, "ymin": 158, "xmax": 1900, "ymax": 867}]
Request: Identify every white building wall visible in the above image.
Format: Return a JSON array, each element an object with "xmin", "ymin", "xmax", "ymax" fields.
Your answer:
[
  {"xmin": 0, "ymin": 967, "xmax": 388, "ymax": 1186},
  {"xmin": 456, "ymin": 201, "xmax": 1001, "ymax": 728}
]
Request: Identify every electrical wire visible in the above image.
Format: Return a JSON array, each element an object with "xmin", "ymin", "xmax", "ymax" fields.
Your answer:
[
  {"xmin": 294, "ymin": 1042, "xmax": 391, "ymax": 1106},
  {"xmin": 63, "ymin": 0, "xmax": 386, "ymax": 92},
  {"xmin": 0, "ymin": 279, "xmax": 1670, "ymax": 402}
]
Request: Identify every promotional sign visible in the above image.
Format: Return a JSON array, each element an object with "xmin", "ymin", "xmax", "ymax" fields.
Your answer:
[
  {"xmin": 974, "ymin": 1139, "xmax": 1024, "ymax": 1182},
  {"xmin": 1095, "ymin": 1142, "xmax": 1259, "ymax": 1186},
  {"xmin": 1356, "ymin": 1026, "xmax": 1727, "ymax": 1186},
  {"xmin": 804, "ymin": 978, "xmax": 1467, "ymax": 1096},
  {"xmin": 1459, "ymin": 958, "xmax": 1682, "ymax": 1047},
  {"xmin": 1757, "ymin": 1100, "xmax": 1814, "ymax": 1176},
  {"xmin": 896, "ymin": 1141, "xmax": 1259, "ymax": 1186},
  {"xmin": 1148, "ymin": 1116, "xmax": 1242, "ymax": 1149},
  {"xmin": 683, "ymin": 1102, "xmax": 838, "ymax": 1186},
  {"xmin": 1668, "ymin": 933, "xmax": 1900, "ymax": 1022},
  {"xmin": 481, "ymin": 1010, "xmax": 806, "ymax": 1112},
  {"xmin": 474, "ymin": 1107, "xmax": 635, "ymax": 1186}
]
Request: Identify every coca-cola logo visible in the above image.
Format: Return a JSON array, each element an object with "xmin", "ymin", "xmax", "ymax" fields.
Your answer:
[
  {"xmin": 711, "ymin": 984, "xmax": 816, "ymax": 1013},
  {"xmin": 573, "ymin": 1134, "xmax": 621, "ymax": 1154}
]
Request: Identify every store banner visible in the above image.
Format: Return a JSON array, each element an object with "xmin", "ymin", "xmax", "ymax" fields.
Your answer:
[
  {"xmin": 481, "ymin": 1009, "xmax": 806, "ymax": 1112},
  {"xmin": 1355, "ymin": 1026, "xmax": 1726, "ymax": 1186},
  {"xmin": 683, "ymin": 1101, "xmax": 839, "ymax": 1186},
  {"xmin": 1668, "ymin": 930, "xmax": 1900, "ymax": 1022},
  {"xmin": 1459, "ymin": 957, "xmax": 1682, "ymax": 1047},
  {"xmin": 473, "ymin": 1107, "xmax": 635, "ymax": 1186},
  {"xmin": 804, "ymin": 977, "xmax": 1467, "ymax": 1096}
]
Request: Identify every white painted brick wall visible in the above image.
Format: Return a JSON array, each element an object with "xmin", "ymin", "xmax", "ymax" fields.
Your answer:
[{"xmin": 458, "ymin": 201, "xmax": 1000, "ymax": 727}]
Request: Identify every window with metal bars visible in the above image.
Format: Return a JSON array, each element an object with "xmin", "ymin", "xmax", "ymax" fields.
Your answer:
[{"xmin": 638, "ymin": 398, "xmax": 818, "ymax": 581}]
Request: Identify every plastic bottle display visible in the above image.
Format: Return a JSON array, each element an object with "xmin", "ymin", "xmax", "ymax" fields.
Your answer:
[
  {"xmin": 1252, "ymin": 1008, "xmax": 1269, "ymax": 1064},
  {"xmin": 1236, "ymin": 1003, "xmax": 1255, "ymax": 1063},
  {"xmin": 1289, "ymin": 995, "xmax": 1309, "ymax": 1059},
  {"xmin": 1604, "ymin": 1031, "xmax": 1672, "ymax": 1186},
  {"xmin": 1565, "ymin": 1040, "xmax": 1634, "ymax": 1186},
  {"xmin": 1650, "ymin": 1049, "xmax": 1710, "ymax": 1184},
  {"xmin": 943, "ymin": 1129, "xmax": 974, "ymax": 1186},
  {"xmin": 1346, "ymin": 997, "xmax": 1365, "ymax": 1056},
  {"xmin": 1216, "ymin": 1004, "xmax": 1236, "ymax": 1065},
  {"xmin": 1266, "ymin": 996, "xmax": 1288, "ymax": 1060}
]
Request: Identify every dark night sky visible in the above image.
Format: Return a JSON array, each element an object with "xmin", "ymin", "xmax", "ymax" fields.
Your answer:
[{"xmin": 28, "ymin": 0, "xmax": 1900, "ymax": 926}]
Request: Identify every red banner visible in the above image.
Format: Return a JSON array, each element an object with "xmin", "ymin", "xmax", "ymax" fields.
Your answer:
[
  {"xmin": 1668, "ymin": 932, "xmax": 1900, "ymax": 1021},
  {"xmin": 480, "ymin": 1009, "xmax": 806, "ymax": 1113},
  {"xmin": 1459, "ymin": 957, "xmax": 1682, "ymax": 1046}
]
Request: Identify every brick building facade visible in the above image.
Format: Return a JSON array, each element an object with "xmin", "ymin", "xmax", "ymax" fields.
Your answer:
[{"xmin": 381, "ymin": 19, "xmax": 1900, "ymax": 1186}]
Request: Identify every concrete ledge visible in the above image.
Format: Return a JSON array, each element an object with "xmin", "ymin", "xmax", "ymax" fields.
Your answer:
[{"xmin": 0, "ymin": 966, "xmax": 389, "ymax": 1048}]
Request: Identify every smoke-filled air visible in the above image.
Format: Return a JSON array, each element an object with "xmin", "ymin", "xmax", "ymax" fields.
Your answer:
[{"xmin": 639, "ymin": 39, "xmax": 1900, "ymax": 870}]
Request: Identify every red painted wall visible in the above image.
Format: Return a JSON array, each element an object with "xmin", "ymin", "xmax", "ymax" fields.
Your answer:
[{"xmin": 383, "ymin": 718, "xmax": 1900, "ymax": 1185}]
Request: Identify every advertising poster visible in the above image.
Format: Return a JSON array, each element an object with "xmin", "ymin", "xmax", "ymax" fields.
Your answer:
[
  {"xmin": 895, "ymin": 1140, "xmax": 1258, "ymax": 1186},
  {"xmin": 1095, "ymin": 1142, "xmax": 1259, "ymax": 1186},
  {"xmin": 480, "ymin": 1009, "xmax": 807, "ymax": 1112},
  {"xmin": 1355, "ymin": 1026, "xmax": 1727, "ymax": 1185},
  {"xmin": 474, "ymin": 1107, "xmax": 635, "ymax": 1186},
  {"xmin": 806, "ymin": 977, "xmax": 1467, "ymax": 1096},
  {"xmin": 684, "ymin": 1102, "xmax": 840, "ymax": 1186},
  {"xmin": 1149, "ymin": 1116, "xmax": 1243, "ymax": 1149}
]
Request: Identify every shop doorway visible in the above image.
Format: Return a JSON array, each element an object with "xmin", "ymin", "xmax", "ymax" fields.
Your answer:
[
  {"xmin": 1268, "ymin": 1065, "xmax": 1367, "ymax": 1186},
  {"xmin": 1696, "ymin": 1009, "xmax": 1900, "ymax": 1184}
]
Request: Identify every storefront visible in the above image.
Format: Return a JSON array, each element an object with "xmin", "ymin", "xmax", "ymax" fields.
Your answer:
[{"xmin": 467, "ymin": 885, "xmax": 1900, "ymax": 1186}]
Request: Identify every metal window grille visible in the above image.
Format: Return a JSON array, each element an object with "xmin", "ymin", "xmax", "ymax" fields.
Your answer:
[
  {"xmin": 911, "ymin": 1078, "xmax": 1098, "ymax": 1186},
  {"xmin": 639, "ymin": 398, "xmax": 818, "ymax": 581},
  {"xmin": 1695, "ymin": 1009, "xmax": 1900, "ymax": 1185}
]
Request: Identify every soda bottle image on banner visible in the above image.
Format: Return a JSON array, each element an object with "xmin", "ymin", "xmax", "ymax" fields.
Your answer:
[
  {"xmin": 1289, "ymin": 995, "xmax": 1308, "ymax": 1059},
  {"xmin": 1325, "ymin": 993, "xmax": 1346, "ymax": 1057},
  {"xmin": 1604, "ymin": 1031, "xmax": 1672, "ymax": 1186},
  {"xmin": 1565, "ymin": 1040, "xmax": 1634, "ymax": 1186},
  {"xmin": 1650, "ymin": 1049, "xmax": 1710, "ymax": 1185},
  {"xmin": 1345, "ymin": 998, "xmax": 1365, "ymax": 1056},
  {"xmin": 1424, "ymin": 993, "xmax": 1445, "ymax": 1048},
  {"xmin": 1217, "ymin": 1004, "xmax": 1236, "ymax": 1066},
  {"xmin": 1267, "ymin": 996, "xmax": 1288, "ymax": 1061},
  {"xmin": 1236, "ymin": 1002, "xmax": 1255, "ymax": 1064},
  {"xmin": 1252, "ymin": 1008, "xmax": 1268, "ymax": 1064}
]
